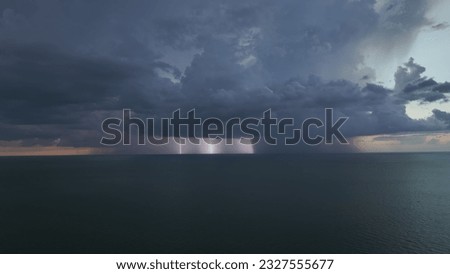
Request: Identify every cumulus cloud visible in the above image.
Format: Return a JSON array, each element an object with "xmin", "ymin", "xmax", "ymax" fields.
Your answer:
[{"xmin": 395, "ymin": 58, "xmax": 449, "ymax": 102}]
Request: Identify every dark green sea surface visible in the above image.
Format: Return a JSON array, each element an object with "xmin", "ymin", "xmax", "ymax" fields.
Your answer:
[{"xmin": 1, "ymin": 153, "xmax": 449, "ymax": 253}]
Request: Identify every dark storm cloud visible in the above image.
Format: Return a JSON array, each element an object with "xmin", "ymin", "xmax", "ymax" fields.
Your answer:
[
  {"xmin": 0, "ymin": 0, "xmax": 448, "ymax": 151},
  {"xmin": 432, "ymin": 109, "xmax": 450, "ymax": 128},
  {"xmin": 0, "ymin": 41, "xmax": 182, "ymax": 124},
  {"xmin": 433, "ymin": 82, "xmax": 450, "ymax": 93},
  {"xmin": 403, "ymin": 78, "xmax": 438, "ymax": 93},
  {"xmin": 0, "ymin": 39, "xmax": 180, "ymax": 145}
]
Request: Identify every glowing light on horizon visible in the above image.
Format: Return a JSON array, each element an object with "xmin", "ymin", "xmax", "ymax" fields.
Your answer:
[
  {"xmin": 176, "ymin": 138, "xmax": 254, "ymax": 154},
  {"xmin": 207, "ymin": 143, "xmax": 215, "ymax": 154},
  {"xmin": 351, "ymin": 132, "xmax": 450, "ymax": 153}
]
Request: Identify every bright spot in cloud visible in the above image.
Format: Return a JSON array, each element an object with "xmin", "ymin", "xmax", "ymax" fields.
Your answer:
[{"xmin": 405, "ymin": 97, "xmax": 450, "ymax": 120}]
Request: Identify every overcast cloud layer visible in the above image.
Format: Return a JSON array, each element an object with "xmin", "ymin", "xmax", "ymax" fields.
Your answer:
[{"xmin": 0, "ymin": 0, "xmax": 449, "ymax": 152}]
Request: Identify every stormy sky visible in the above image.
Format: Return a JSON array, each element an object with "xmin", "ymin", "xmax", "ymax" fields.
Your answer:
[{"xmin": 1, "ymin": 0, "xmax": 450, "ymax": 154}]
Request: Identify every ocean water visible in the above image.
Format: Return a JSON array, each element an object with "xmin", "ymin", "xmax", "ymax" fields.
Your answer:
[{"xmin": 0, "ymin": 153, "xmax": 449, "ymax": 254}]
